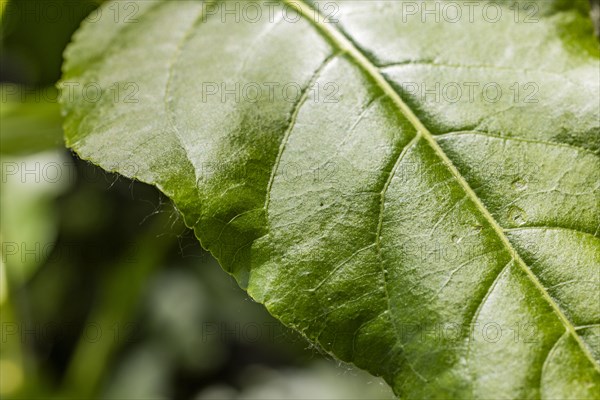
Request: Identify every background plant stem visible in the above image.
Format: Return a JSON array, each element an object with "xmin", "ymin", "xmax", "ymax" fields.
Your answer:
[{"xmin": 60, "ymin": 211, "xmax": 182, "ymax": 398}]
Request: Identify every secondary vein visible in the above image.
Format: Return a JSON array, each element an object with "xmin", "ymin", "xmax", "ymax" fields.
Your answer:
[{"xmin": 284, "ymin": 0, "xmax": 600, "ymax": 373}]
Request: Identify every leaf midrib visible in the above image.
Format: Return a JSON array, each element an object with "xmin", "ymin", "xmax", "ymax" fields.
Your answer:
[{"xmin": 284, "ymin": 0, "xmax": 600, "ymax": 372}]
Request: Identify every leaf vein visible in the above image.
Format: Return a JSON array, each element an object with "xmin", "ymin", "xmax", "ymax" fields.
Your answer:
[
  {"xmin": 287, "ymin": 0, "xmax": 600, "ymax": 373},
  {"xmin": 264, "ymin": 51, "xmax": 339, "ymax": 213},
  {"xmin": 437, "ymin": 130, "xmax": 599, "ymax": 157}
]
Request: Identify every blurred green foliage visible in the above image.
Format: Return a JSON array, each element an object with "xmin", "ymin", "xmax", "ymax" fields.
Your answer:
[
  {"xmin": 1, "ymin": 85, "xmax": 63, "ymax": 155},
  {"xmin": 0, "ymin": 1, "xmax": 395, "ymax": 398}
]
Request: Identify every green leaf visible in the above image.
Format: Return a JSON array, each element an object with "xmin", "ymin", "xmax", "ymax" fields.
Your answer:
[
  {"xmin": 1, "ymin": 85, "xmax": 64, "ymax": 155},
  {"xmin": 1, "ymin": 150, "xmax": 71, "ymax": 283},
  {"xmin": 60, "ymin": 1, "xmax": 600, "ymax": 398}
]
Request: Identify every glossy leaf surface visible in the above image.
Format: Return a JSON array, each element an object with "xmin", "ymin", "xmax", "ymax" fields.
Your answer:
[{"xmin": 60, "ymin": 1, "xmax": 600, "ymax": 397}]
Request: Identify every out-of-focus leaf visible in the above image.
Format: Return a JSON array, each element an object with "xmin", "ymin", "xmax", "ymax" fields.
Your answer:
[
  {"xmin": 0, "ymin": 0, "xmax": 7, "ymax": 20},
  {"xmin": 1, "ymin": 85, "xmax": 63, "ymax": 155},
  {"xmin": 1, "ymin": 0, "xmax": 99, "ymax": 85},
  {"xmin": 0, "ymin": 150, "xmax": 71, "ymax": 283}
]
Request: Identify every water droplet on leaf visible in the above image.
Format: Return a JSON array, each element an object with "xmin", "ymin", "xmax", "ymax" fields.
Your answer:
[
  {"xmin": 511, "ymin": 178, "xmax": 527, "ymax": 191},
  {"xmin": 508, "ymin": 206, "xmax": 527, "ymax": 226}
]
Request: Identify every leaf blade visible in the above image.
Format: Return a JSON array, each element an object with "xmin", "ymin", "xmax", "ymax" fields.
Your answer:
[{"xmin": 60, "ymin": 1, "xmax": 600, "ymax": 398}]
